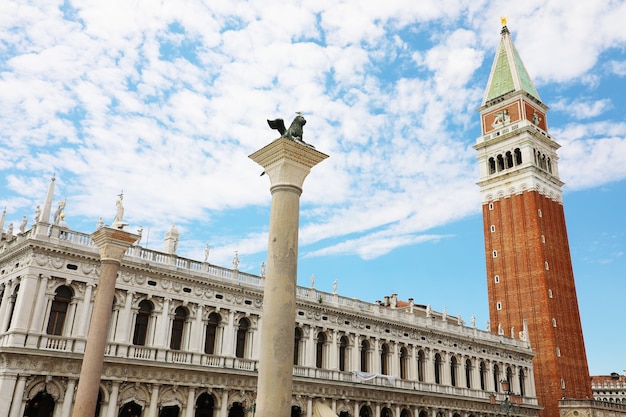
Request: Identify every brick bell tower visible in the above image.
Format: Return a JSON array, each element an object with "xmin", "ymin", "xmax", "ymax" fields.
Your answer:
[{"xmin": 474, "ymin": 20, "xmax": 592, "ymax": 417}]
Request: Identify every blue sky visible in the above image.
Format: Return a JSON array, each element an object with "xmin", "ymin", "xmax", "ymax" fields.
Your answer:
[{"xmin": 1, "ymin": 1, "xmax": 625, "ymax": 375}]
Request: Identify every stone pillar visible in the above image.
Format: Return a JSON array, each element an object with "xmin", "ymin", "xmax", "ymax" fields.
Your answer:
[
  {"xmin": 249, "ymin": 138, "xmax": 327, "ymax": 417},
  {"xmin": 7, "ymin": 274, "xmax": 38, "ymax": 346},
  {"xmin": 7, "ymin": 375, "xmax": 27, "ymax": 417},
  {"xmin": 106, "ymin": 382, "xmax": 121, "ymax": 417},
  {"xmin": 220, "ymin": 391, "xmax": 229, "ymax": 417},
  {"xmin": 185, "ymin": 387, "xmax": 196, "ymax": 417},
  {"xmin": 71, "ymin": 227, "xmax": 138, "ymax": 417},
  {"xmin": 147, "ymin": 385, "xmax": 160, "ymax": 417},
  {"xmin": 114, "ymin": 290, "xmax": 134, "ymax": 356},
  {"xmin": 61, "ymin": 379, "xmax": 77, "ymax": 417},
  {"xmin": 1, "ymin": 374, "xmax": 18, "ymax": 417},
  {"xmin": 25, "ymin": 275, "xmax": 49, "ymax": 347}
]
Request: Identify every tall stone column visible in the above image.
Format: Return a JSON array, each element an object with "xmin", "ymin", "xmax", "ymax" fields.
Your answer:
[
  {"xmin": 71, "ymin": 227, "xmax": 139, "ymax": 417},
  {"xmin": 249, "ymin": 138, "xmax": 327, "ymax": 417}
]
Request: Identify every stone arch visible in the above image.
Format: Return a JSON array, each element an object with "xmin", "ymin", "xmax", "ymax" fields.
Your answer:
[
  {"xmin": 24, "ymin": 377, "xmax": 63, "ymax": 402},
  {"xmin": 380, "ymin": 405, "xmax": 392, "ymax": 417},
  {"xmin": 195, "ymin": 392, "xmax": 216, "ymax": 417},
  {"xmin": 159, "ymin": 386, "xmax": 186, "ymax": 409},
  {"xmin": 359, "ymin": 404, "xmax": 373, "ymax": 417},
  {"xmin": 336, "ymin": 400, "xmax": 352, "ymax": 417},
  {"xmin": 46, "ymin": 284, "xmax": 74, "ymax": 336},
  {"xmin": 118, "ymin": 383, "xmax": 150, "ymax": 408}
]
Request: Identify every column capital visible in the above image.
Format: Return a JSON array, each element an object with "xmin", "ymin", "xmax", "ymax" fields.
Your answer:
[
  {"xmin": 91, "ymin": 227, "xmax": 139, "ymax": 262},
  {"xmin": 249, "ymin": 138, "xmax": 328, "ymax": 190}
]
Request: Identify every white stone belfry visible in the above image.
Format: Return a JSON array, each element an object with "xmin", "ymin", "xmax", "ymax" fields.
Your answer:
[{"xmin": 249, "ymin": 137, "xmax": 328, "ymax": 417}]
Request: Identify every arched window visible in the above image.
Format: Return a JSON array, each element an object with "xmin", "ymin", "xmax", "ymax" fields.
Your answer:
[
  {"xmin": 360, "ymin": 340, "xmax": 370, "ymax": 372},
  {"xmin": 400, "ymin": 347, "xmax": 409, "ymax": 379},
  {"xmin": 493, "ymin": 364, "xmax": 500, "ymax": 392},
  {"xmin": 380, "ymin": 343, "xmax": 389, "ymax": 375},
  {"xmin": 506, "ymin": 366, "xmax": 513, "ymax": 389},
  {"xmin": 514, "ymin": 148, "xmax": 522, "ymax": 165},
  {"xmin": 519, "ymin": 369, "xmax": 526, "ymax": 396},
  {"xmin": 417, "ymin": 350, "xmax": 425, "ymax": 382},
  {"xmin": 24, "ymin": 391, "xmax": 55, "ymax": 417},
  {"xmin": 195, "ymin": 393, "xmax": 215, "ymax": 417},
  {"xmin": 497, "ymin": 154, "xmax": 505, "ymax": 171},
  {"xmin": 160, "ymin": 405, "xmax": 181, "ymax": 417},
  {"xmin": 204, "ymin": 313, "xmax": 221, "ymax": 354},
  {"xmin": 235, "ymin": 318, "xmax": 250, "ymax": 358},
  {"xmin": 465, "ymin": 359, "xmax": 472, "ymax": 389},
  {"xmin": 170, "ymin": 306, "xmax": 188, "ymax": 350},
  {"xmin": 489, "ymin": 157, "xmax": 496, "ymax": 174},
  {"xmin": 434, "ymin": 353, "xmax": 442, "ymax": 384},
  {"xmin": 133, "ymin": 300, "xmax": 154, "ymax": 346},
  {"xmin": 547, "ymin": 158, "xmax": 552, "ymax": 173},
  {"xmin": 294, "ymin": 327, "xmax": 303, "ymax": 366},
  {"xmin": 291, "ymin": 405, "xmax": 303, "ymax": 417},
  {"xmin": 316, "ymin": 332, "xmax": 326, "ymax": 368},
  {"xmin": 480, "ymin": 362, "xmax": 487, "ymax": 390},
  {"xmin": 450, "ymin": 356, "xmax": 458, "ymax": 386},
  {"xmin": 505, "ymin": 151, "xmax": 513, "ymax": 168},
  {"xmin": 359, "ymin": 406, "xmax": 372, "ymax": 417},
  {"xmin": 46, "ymin": 286, "xmax": 73, "ymax": 335},
  {"xmin": 339, "ymin": 335, "xmax": 348, "ymax": 371},
  {"xmin": 380, "ymin": 407, "xmax": 391, "ymax": 417}
]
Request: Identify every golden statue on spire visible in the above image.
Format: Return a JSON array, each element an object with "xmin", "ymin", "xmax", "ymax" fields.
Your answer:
[{"xmin": 500, "ymin": 16, "xmax": 508, "ymax": 27}]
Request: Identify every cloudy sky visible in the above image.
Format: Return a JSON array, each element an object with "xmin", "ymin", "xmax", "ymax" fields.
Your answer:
[{"xmin": 1, "ymin": 0, "xmax": 625, "ymax": 375}]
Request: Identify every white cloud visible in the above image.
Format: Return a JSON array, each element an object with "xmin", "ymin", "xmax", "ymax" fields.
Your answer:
[
  {"xmin": 0, "ymin": 0, "xmax": 624, "ymax": 262},
  {"xmin": 556, "ymin": 122, "xmax": 626, "ymax": 189},
  {"xmin": 551, "ymin": 98, "xmax": 612, "ymax": 120}
]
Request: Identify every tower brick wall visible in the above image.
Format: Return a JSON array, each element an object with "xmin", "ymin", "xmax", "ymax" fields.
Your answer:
[{"xmin": 483, "ymin": 191, "xmax": 592, "ymax": 417}]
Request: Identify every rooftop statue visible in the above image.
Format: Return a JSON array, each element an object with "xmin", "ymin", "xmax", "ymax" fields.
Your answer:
[
  {"xmin": 267, "ymin": 113, "xmax": 314, "ymax": 148},
  {"xmin": 112, "ymin": 192, "xmax": 128, "ymax": 229}
]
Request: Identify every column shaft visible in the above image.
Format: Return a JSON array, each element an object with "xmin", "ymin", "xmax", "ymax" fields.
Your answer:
[{"xmin": 72, "ymin": 260, "xmax": 120, "ymax": 417}]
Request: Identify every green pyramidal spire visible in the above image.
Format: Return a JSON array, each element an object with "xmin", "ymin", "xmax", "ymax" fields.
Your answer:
[{"xmin": 482, "ymin": 24, "xmax": 541, "ymax": 106}]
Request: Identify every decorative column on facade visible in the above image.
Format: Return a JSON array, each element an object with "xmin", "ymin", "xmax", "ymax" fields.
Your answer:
[
  {"xmin": 71, "ymin": 226, "xmax": 139, "ymax": 417},
  {"xmin": 472, "ymin": 358, "xmax": 482, "ymax": 391},
  {"xmin": 425, "ymin": 350, "xmax": 435, "ymax": 383},
  {"xmin": 185, "ymin": 387, "xmax": 196, "ymax": 417},
  {"xmin": 25, "ymin": 275, "xmax": 49, "ymax": 347},
  {"xmin": 7, "ymin": 375, "xmax": 27, "ymax": 417},
  {"xmin": 190, "ymin": 304, "xmax": 203, "ymax": 355},
  {"xmin": 223, "ymin": 310, "xmax": 235, "ymax": 356},
  {"xmin": 0, "ymin": 373, "xmax": 17, "ymax": 417},
  {"xmin": 0, "ymin": 281, "xmax": 13, "ymax": 332},
  {"xmin": 61, "ymin": 379, "xmax": 78, "ymax": 417},
  {"xmin": 106, "ymin": 382, "xmax": 121, "ymax": 417},
  {"xmin": 147, "ymin": 384, "xmax": 160, "ymax": 417},
  {"xmin": 74, "ymin": 282, "xmax": 94, "ymax": 351},
  {"xmin": 306, "ymin": 326, "xmax": 316, "ymax": 367},
  {"xmin": 249, "ymin": 136, "xmax": 328, "ymax": 417},
  {"xmin": 156, "ymin": 297, "xmax": 171, "ymax": 360},
  {"xmin": 115, "ymin": 290, "xmax": 134, "ymax": 356},
  {"xmin": 330, "ymin": 330, "xmax": 338, "ymax": 370},
  {"xmin": 220, "ymin": 390, "xmax": 229, "ymax": 417},
  {"xmin": 6, "ymin": 274, "xmax": 39, "ymax": 346}
]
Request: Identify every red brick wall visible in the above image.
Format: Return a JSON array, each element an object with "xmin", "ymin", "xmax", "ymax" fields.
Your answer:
[{"xmin": 483, "ymin": 191, "xmax": 592, "ymax": 417}]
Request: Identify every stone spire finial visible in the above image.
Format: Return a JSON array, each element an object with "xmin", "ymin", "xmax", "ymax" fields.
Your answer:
[
  {"xmin": 0, "ymin": 207, "xmax": 5, "ymax": 233},
  {"xmin": 40, "ymin": 175, "xmax": 56, "ymax": 225}
]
